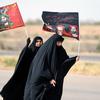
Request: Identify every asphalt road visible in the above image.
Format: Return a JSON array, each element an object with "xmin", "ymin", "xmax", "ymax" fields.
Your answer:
[
  {"xmin": 0, "ymin": 70, "xmax": 100, "ymax": 100},
  {"xmin": 0, "ymin": 50, "xmax": 100, "ymax": 62}
]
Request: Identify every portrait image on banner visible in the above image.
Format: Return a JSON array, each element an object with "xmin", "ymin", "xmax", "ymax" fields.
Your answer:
[
  {"xmin": 42, "ymin": 11, "xmax": 79, "ymax": 40},
  {"xmin": 0, "ymin": 3, "xmax": 24, "ymax": 32}
]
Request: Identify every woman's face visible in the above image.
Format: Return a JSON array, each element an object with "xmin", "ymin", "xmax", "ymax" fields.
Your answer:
[
  {"xmin": 35, "ymin": 39, "xmax": 43, "ymax": 47},
  {"xmin": 56, "ymin": 41, "xmax": 62, "ymax": 47}
]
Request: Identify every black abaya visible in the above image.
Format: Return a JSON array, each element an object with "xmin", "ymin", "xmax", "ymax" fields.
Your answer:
[
  {"xmin": 0, "ymin": 37, "xmax": 42, "ymax": 100},
  {"xmin": 43, "ymin": 47, "xmax": 76, "ymax": 100}
]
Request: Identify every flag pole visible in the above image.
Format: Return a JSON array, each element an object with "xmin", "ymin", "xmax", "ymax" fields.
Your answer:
[
  {"xmin": 77, "ymin": 15, "xmax": 80, "ymax": 56},
  {"xmin": 77, "ymin": 40, "xmax": 80, "ymax": 56},
  {"xmin": 24, "ymin": 27, "xmax": 29, "ymax": 39}
]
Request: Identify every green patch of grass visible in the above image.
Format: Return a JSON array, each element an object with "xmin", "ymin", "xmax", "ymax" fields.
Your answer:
[
  {"xmin": 4, "ymin": 58, "xmax": 17, "ymax": 67},
  {"xmin": 70, "ymin": 61, "xmax": 100, "ymax": 76},
  {"xmin": 0, "ymin": 56, "xmax": 17, "ymax": 68},
  {"xmin": 0, "ymin": 56, "xmax": 100, "ymax": 76}
]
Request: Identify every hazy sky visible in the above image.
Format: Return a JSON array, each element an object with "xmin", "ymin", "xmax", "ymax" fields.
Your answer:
[{"xmin": 0, "ymin": 0, "xmax": 100, "ymax": 22}]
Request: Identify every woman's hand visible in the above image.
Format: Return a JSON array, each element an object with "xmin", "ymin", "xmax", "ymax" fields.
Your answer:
[
  {"xmin": 50, "ymin": 79, "xmax": 56, "ymax": 87},
  {"xmin": 27, "ymin": 37, "xmax": 31, "ymax": 45},
  {"xmin": 76, "ymin": 56, "xmax": 80, "ymax": 61}
]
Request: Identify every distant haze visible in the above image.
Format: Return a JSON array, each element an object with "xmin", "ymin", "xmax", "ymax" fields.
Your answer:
[{"xmin": 0, "ymin": 0, "xmax": 100, "ymax": 22}]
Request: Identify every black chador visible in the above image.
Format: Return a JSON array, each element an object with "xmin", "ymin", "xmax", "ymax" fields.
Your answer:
[
  {"xmin": 24, "ymin": 34, "xmax": 77, "ymax": 100},
  {"xmin": 0, "ymin": 36, "xmax": 43, "ymax": 100}
]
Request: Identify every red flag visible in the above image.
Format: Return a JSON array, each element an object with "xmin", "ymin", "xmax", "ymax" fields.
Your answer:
[{"xmin": 0, "ymin": 3, "xmax": 24, "ymax": 32}]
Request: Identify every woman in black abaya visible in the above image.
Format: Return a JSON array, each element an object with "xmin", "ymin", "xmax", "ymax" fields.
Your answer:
[
  {"xmin": 43, "ymin": 41, "xmax": 78, "ymax": 100},
  {"xmin": 24, "ymin": 33, "xmax": 79, "ymax": 100},
  {"xmin": 0, "ymin": 36, "xmax": 43, "ymax": 100}
]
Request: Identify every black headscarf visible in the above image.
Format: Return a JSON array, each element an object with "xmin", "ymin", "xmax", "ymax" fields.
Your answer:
[
  {"xmin": 29, "ymin": 36, "xmax": 43, "ymax": 52},
  {"xmin": 0, "ymin": 36, "xmax": 43, "ymax": 100}
]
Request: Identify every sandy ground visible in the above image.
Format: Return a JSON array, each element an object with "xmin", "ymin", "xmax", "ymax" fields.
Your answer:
[{"xmin": 0, "ymin": 69, "xmax": 100, "ymax": 100}]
